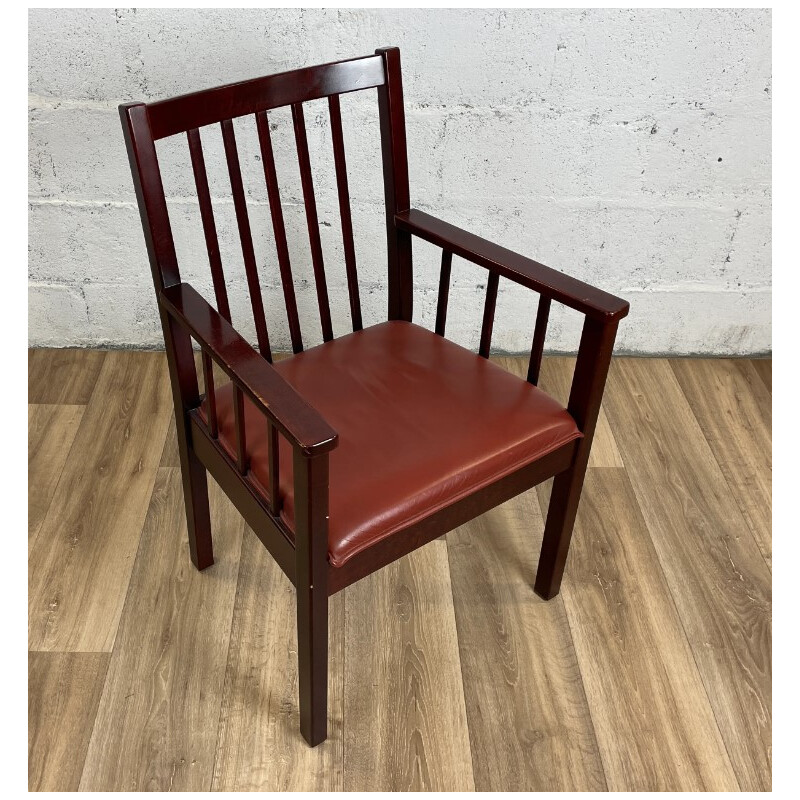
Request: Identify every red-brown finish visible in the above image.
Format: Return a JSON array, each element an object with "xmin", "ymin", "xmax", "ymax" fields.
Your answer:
[
  {"xmin": 396, "ymin": 208, "xmax": 630, "ymax": 322},
  {"xmin": 220, "ymin": 118, "xmax": 272, "ymax": 362},
  {"xmin": 232, "ymin": 384, "xmax": 247, "ymax": 475},
  {"xmin": 255, "ymin": 110, "xmax": 303, "ymax": 354},
  {"xmin": 376, "ymin": 47, "xmax": 413, "ymax": 322},
  {"xmin": 292, "ymin": 103, "xmax": 334, "ymax": 342},
  {"xmin": 266, "ymin": 421, "xmax": 280, "ymax": 516},
  {"xmin": 435, "ymin": 250, "xmax": 452, "ymax": 336},
  {"xmin": 120, "ymin": 47, "xmax": 628, "ymax": 747},
  {"xmin": 328, "ymin": 94, "xmax": 363, "ymax": 332},
  {"xmin": 293, "ymin": 449, "xmax": 330, "ymax": 746},
  {"xmin": 159, "ymin": 283, "xmax": 337, "ymax": 455},
  {"xmin": 479, "ymin": 271, "xmax": 500, "ymax": 358},
  {"xmin": 528, "ymin": 295, "xmax": 551, "ymax": 385},
  {"xmin": 187, "ymin": 127, "xmax": 231, "ymax": 322},
  {"xmin": 201, "ymin": 349, "xmax": 218, "ymax": 438},
  {"xmin": 146, "ymin": 55, "xmax": 385, "ymax": 140},
  {"xmin": 200, "ymin": 321, "xmax": 582, "ymax": 569}
]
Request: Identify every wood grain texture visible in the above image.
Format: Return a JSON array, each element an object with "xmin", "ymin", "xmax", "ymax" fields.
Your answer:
[
  {"xmin": 671, "ymin": 358, "xmax": 772, "ymax": 568},
  {"xmin": 750, "ymin": 358, "xmax": 771, "ymax": 393},
  {"xmin": 537, "ymin": 469, "xmax": 738, "ymax": 790},
  {"xmin": 28, "ymin": 348, "xmax": 105, "ymax": 404},
  {"xmin": 79, "ymin": 469, "xmax": 245, "ymax": 791},
  {"xmin": 28, "ymin": 404, "xmax": 85, "ymax": 546},
  {"xmin": 344, "ymin": 540, "xmax": 474, "ymax": 791},
  {"xmin": 447, "ymin": 493, "xmax": 606, "ymax": 791},
  {"xmin": 27, "ymin": 350, "xmax": 771, "ymax": 791},
  {"xmin": 28, "ymin": 652, "xmax": 110, "ymax": 791},
  {"xmin": 494, "ymin": 355, "xmax": 623, "ymax": 467},
  {"xmin": 160, "ymin": 415, "xmax": 180, "ymax": 467},
  {"xmin": 604, "ymin": 358, "xmax": 771, "ymax": 791},
  {"xmin": 212, "ymin": 529, "xmax": 344, "ymax": 791},
  {"xmin": 28, "ymin": 352, "xmax": 172, "ymax": 651}
]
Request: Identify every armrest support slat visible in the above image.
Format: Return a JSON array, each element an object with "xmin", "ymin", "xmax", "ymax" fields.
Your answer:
[
  {"xmin": 159, "ymin": 283, "xmax": 338, "ymax": 455},
  {"xmin": 395, "ymin": 209, "xmax": 630, "ymax": 323}
]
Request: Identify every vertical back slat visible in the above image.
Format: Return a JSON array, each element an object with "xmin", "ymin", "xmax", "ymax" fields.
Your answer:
[
  {"xmin": 328, "ymin": 94, "xmax": 363, "ymax": 332},
  {"xmin": 291, "ymin": 103, "xmax": 334, "ymax": 342},
  {"xmin": 255, "ymin": 110, "xmax": 304, "ymax": 353},
  {"xmin": 435, "ymin": 250, "xmax": 453, "ymax": 336},
  {"xmin": 187, "ymin": 127, "xmax": 231, "ymax": 322},
  {"xmin": 201, "ymin": 350, "xmax": 218, "ymax": 438},
  {"xmin": 233, "ymin": 385, "xmax": 247, "ymax": 474},
  {"xmin": 376, "ymin": 47, "xmax": 413, "ymax": 322},
  {"xmin": 479, "ymin": 272, "xmax": 500, "ymax": 358},
  {"xmin": 267, "ymin": 421, "xmax": 280, "ymax": 516},
  {"xmin": 220, "ymin": 118, "xmax": 272, "ymax": 362},
  {"xmin": 528, "ymin": 295, "xmax": 551, "ymax": 385}
]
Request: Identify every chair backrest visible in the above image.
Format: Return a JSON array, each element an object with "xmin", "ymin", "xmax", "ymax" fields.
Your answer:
[{"xmin": 120, "ymin": 47, "xmax": 412, "ymax": 362}]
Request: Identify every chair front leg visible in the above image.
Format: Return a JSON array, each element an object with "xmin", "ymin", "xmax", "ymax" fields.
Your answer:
[
  {"xmin": 534, "ymin": 316, "xmax": 618, "ymax": 600},
  {"xmin": 293, "ymin": 448, "xmax": 330, "ymax": 746}
]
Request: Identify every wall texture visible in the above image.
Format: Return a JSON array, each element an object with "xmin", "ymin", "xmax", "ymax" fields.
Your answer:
[{"xmin": 28, "ymin": 8, "xmax": 771, "ymax": 354}]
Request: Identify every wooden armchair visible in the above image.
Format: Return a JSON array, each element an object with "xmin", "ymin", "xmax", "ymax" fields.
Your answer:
[{"xmin": 120, "ymin": 48, "xmax": 629, "ymax": 746}]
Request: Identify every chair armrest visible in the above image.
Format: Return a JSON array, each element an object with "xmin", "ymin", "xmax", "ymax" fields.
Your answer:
[
  {"xmin": 159, "ymin": 283, "xmax": 338, "ymax": 456},
  {"xmin": 395, "ymin": 209, "xmax": 630, "ymax": 323}
]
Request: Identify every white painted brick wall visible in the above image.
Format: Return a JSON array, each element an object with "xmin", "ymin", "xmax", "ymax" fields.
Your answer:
[{"xmin": 28, "ymin": 8, "xmax": 771, "ymax": 354}]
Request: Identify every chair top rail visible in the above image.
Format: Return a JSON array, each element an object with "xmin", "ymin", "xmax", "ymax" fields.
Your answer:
[
  {"xmin": 160, "ymin": 282, "xmax": 338, "ymax": 455},
  {"xmin": 146, "ymin": 54, "xmax": 385, "ymax": 140},
  {"xmin": 396, "ymin": 209, "xmax": 630, "ymax": 323}
]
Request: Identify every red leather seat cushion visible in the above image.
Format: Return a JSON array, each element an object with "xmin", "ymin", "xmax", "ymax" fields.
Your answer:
[{"xmin": 203, "ymin": 321, "xmax": 580, "ymax": 568}]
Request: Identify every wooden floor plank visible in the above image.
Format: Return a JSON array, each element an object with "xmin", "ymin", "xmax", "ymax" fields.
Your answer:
[
  {"xmin": 750, "ymin": 358, "xmax": 771, "ymax": 394},
  {"xmin": 28, "ymin": 351, "xmax": 173, "ymax": 652},
  {"xmin": 447, "ymin": 492, "xmax": 606, "ymax": 791},
  {"xmin": 28, "ymin": 652, "xmax": 110, "ymax": 791},
  {"xmin": 537, "ymin": 469, "xmax": 738, "ymax": 790},
  {"xmin": 212, "ymin": 529, "xmax": 345, "ymax": 791},
  {"xmin": 344, "ymin": 540, "xmax": 474, "ymax": 791},
  {"xmin": 28, "ymin": 347, "xmax": 106, "ymax": 404},
  {"xmin": 495, "ymin": 355, "xmax": 623, "ymax": 467},
  {"xmin": 603, "ymin": 358, "xmax": 771, "ymax": 791},
  {"xmin": 671, "ymin": 358, "xmax": 772, "ymax": 569},
  {"xmin": 28, "ymin": 404, "xmax": 85, "ymax": 547},
  {"xmin": 79, "ymin": 469, "xmax": 245, "ymax": 791},
  {"xmin": 160, "ymin": 416, "xmax": 180, "ymax": 468}
]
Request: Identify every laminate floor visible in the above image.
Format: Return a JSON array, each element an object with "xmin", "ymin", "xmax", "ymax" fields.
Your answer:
[{"xmin": 28, "ymin": 350, "xmax": 772, "ymax": 791}]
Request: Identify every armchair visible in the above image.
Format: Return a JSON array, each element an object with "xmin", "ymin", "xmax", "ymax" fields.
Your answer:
[{"xmin": 120, "ymin": 47, "xmax": 629, "ymax": 747}]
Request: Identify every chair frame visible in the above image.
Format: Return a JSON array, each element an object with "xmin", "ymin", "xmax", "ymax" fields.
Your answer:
[{"xmin": 120, "ymin": 47, "xmax": 629, "ymax": 746}]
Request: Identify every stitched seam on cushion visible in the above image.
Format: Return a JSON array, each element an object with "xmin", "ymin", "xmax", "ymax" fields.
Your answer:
[{"xmin": 328, "ymin": 427, "xmax": 583, "ymax": 568}]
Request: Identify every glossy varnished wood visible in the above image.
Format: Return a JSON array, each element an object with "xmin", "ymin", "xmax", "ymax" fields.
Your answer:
[
  {"xmin": 28, "ymin": 652, "xmax": 110, "ymax": 791},
  {"xmin": 121, "ymin": 47, "xmax": 629, "ymax": 746},
  {"xmin": 28, "ymin": 352, "xmax": 172, "ymax": 651},
  {"xmin": 79, "ymin": 470, "xmax": 245, "ymax": 791}
]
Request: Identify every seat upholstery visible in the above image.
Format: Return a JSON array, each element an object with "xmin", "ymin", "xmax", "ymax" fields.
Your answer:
[{"xmin": 202, "ymin": 321, "xmax": 581, "ymax": 568}]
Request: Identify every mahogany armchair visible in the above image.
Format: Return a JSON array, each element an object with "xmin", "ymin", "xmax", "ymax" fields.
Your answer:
[{"xmin": 120, "ymin": 48, "xmax": 629, "ymax": 746}]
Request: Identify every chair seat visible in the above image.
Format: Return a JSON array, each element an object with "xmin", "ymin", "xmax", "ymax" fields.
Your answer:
[{"xmin": 202, "ymin": 321, "xmax": 581, "ymax": 568}]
